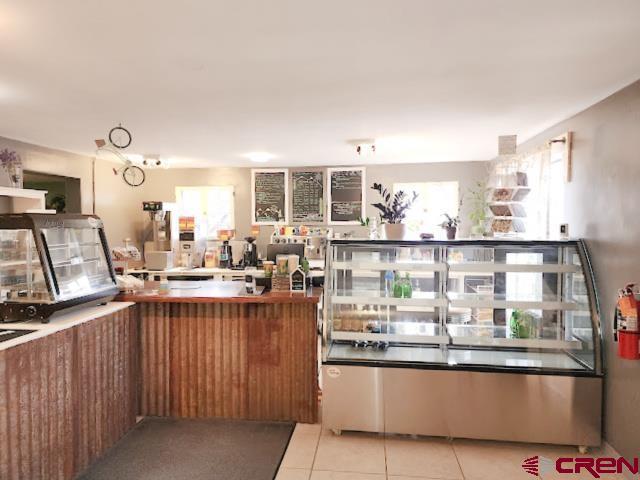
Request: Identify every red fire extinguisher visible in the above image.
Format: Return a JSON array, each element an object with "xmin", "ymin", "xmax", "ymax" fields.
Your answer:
[{"xmin": 614, "ymin": 284, "xmax": 640, "ymax": 360}]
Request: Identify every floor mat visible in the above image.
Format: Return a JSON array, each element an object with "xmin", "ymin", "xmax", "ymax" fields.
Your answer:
[{"xmin": 77, "ymin": 417, "xmax": 295, "ymax": 480}]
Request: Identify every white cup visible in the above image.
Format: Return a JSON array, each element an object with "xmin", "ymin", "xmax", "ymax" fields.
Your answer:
[{"xmin": 288, "ymin": 254, "xmax": 299, "ymax": 273}]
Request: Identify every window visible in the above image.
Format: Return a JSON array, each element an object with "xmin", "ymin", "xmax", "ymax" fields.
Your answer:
[
  {"xmin": 175, "ymin": 186, "xmax": 235, "ymax": 239},
  {"xmin": 547, "ymin": 142, "xmax": 566, "ymax": 237},
  {"xmin": 490, "ymin": 139, "xmax": 567, "ymax": 239},
  {"xmin": 393, "ymin": 181, "xmax": 459, "ymax": 236}
]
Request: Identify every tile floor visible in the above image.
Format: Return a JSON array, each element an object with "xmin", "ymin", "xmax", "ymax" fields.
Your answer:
[{"xmin": 276, "ymin": 424, "xmax": 627, "ymax": 480}]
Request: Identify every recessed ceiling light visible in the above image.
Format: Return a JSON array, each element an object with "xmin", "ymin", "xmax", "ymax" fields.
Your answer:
[{"xmin": 244, "ymin": 152, "xmax": 276, "ymax": 163}]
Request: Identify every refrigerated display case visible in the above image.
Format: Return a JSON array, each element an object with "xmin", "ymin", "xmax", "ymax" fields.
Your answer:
[
  {"xmin": 0, "ymin": 214, "xmax": 118, "ymax": 322},
  {"xmin": 322, "ymin": 239, "xmax": 602, "ymax": 447}
]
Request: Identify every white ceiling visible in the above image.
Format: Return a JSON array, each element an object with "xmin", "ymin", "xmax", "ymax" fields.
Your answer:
[{"xmin": 1, "ymin": 0, "xmax": 640, "ymax": 168}]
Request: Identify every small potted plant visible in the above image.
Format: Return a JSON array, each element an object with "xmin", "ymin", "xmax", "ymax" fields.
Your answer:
[
  {"xmin": 440, "ymin": 214, "xmax": 460, "ymax": 240},
  {"xmin": 371, "ymin": 183, "xmax": 418, "ymax": 240}
]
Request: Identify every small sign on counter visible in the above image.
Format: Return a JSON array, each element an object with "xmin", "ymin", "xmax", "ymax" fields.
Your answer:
[{"xmin": 290, "ymin": 267, "xmax": 306, "ymax": 293}]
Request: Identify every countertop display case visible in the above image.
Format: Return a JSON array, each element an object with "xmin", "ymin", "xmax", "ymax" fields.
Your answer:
[
  {"xmin": 0, "ymin": 214, "xmax": 118, "ymax": 322},
  {"xmin": 322, "ymin": 239, "xmax": 602, "ymax": 447}
]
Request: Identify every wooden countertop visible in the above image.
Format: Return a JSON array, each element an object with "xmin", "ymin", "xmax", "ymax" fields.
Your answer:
[{"xmin": 116, "ymin": 280, "xmax": 322, "ymax": 304}]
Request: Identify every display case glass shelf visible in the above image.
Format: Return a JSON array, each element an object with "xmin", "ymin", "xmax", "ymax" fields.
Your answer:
[
  {"xmin": 0, "ymin": 214, "xmax": 118, "ymax": 322},
  {"xmin": 323, "ymin": 239, "xmax": 602, "ymax": 375}
]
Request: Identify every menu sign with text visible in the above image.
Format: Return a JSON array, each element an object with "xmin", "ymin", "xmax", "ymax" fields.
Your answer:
[
  {"xmin": 292, "ymin": 171, "xmax": 324, "ymax": 223},
  {"xmin": 328, "ymin": 168, "xmax": 365, "ymax": 224},
  {"xmin": 252, "ymin": 169, "xmax": 288, "ymax": 224}
]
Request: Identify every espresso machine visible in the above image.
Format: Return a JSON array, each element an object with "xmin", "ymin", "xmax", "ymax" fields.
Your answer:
[
  {"xmin": 241, "ymin": 236, "xmax": 258, "ymax": 267},
  {"xmin": 142, "ymin": 201, "xmax": 179, "ymax": 270}
]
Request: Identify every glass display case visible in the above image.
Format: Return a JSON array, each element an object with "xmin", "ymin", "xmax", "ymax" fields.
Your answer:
[
  {"xmin": 0, "ymin": 214, "xmax": 118, "ymax": 322},
  {"xmin": 322, "ymin": 239, "xmax": 603, "ymax": 447}
]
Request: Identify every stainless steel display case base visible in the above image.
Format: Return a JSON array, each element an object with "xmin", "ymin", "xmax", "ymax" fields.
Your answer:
[{"xmin": 322, "ymin": 365, "xmax": 602, "ymax": 446}]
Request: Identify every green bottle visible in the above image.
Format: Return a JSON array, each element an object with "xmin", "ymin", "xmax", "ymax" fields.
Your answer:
[
  {"xmin": 393, "ymin": 273, "xmax": 403, "ymax": 298},
  {"xmin": 401, "ymin": 273, "xmax": 413, "ymax": 298}
]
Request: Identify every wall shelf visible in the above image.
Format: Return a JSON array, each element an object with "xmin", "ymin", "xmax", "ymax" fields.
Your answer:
[{"xmin": 0, "ymin": 187, "xmax": 47, "ymax": 213}]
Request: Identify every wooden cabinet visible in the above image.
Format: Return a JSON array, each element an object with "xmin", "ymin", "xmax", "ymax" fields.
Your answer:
[{"xmin": 0, "ymin": 306, "xmax": 137, "ymax": 480}]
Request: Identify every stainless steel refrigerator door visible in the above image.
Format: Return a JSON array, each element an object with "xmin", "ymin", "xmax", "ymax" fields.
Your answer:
[{"xmin": 322, "ymin": 365, "xmax": 384, "ymax": 434}]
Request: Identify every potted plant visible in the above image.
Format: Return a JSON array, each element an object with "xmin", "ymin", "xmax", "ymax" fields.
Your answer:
[
  {"xmin": 371, "ymin": 183, "xmax": 418, "ymax": 240},
  {"xmin": 467, "ymin": 180, "xmax": 489, "ymax": 237},
  {"xmin": 440, "ymin": 213, "xmax": 460, "ymax": 240}
]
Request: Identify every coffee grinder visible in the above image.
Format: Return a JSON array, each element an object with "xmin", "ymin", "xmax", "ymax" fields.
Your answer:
[{"xmin": 242, "ymin": 236, "xmax": 258, "ymax": 267}]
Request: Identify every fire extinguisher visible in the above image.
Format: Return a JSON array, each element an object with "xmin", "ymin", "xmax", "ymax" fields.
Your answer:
[{"xmin": 614, "ymin": 283, "xmax": 640, "ymax": 360}]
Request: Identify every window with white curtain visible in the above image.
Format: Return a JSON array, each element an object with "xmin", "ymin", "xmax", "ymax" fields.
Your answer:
[
  {"xmin": 393, "ymin": 181, "xmax": 459, "ymax": 236},
  {"xmin": 175, "ymin": 186, "xmax": 235, "ymax": 238}
]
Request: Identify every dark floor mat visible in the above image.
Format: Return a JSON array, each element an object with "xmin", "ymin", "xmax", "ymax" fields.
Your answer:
[{"xmin": 77, "ymin": 417, "xmax": 295, "ymax": 480}]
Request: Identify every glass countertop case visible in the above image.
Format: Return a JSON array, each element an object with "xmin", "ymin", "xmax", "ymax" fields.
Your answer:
[{"xmin": 323, "ymin": 239, "xmax": 602, "ymax": 375}]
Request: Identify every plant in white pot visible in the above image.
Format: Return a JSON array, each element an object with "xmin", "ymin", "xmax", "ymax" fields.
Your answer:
[{"xmin": 371, "ymin": 183, "xmax": 418, "ymax": 240}]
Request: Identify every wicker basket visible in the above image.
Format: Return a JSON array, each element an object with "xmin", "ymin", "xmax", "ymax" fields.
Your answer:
[{"xmin": 271, "ymin": 273, "xmax": 291, "ymax": 292}]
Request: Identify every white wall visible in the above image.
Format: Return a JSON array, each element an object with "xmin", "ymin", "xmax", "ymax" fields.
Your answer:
[
  {"xmin": 0, "ymin": 136, "xmax": 149, "ymax": 248},
  {"xmin": 143, "ymin": 161, "xmax": 488, "ymax": 244},
  {"xmin": 517, "ymin": 79, "xmax": 640, "ymax": 458},
  {"xmin": 1, "ymin": 136, "xmax": 94, "ymax": 213},
  {"xmin": 1, "ymin": 135, "xmax": 488, "ymax": 250}
]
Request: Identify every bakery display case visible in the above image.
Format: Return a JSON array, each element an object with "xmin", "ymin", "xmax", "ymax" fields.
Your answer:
[
  {"xmin": 322, "ymin": 239, "xmax": 603, "ymax": 447},
  {"xmin": 0, "ymin": 214, "xmax": 118, "ymax": 322}
]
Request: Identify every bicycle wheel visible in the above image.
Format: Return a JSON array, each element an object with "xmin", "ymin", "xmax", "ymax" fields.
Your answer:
[
  {"xmin": 122, "ymin": 165, "xmax": 145, "ymax": 187},
  {"xmin": 108, "ymin": 124, "xmax": 132, "ymax": 149}
]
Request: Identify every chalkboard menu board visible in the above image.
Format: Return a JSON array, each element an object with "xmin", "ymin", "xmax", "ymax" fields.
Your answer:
[
  {"xmin": 328, "ymin": 167, "xmax": 365, "ymax": 224},
  {"xmin": 292, "ymin": 171, "xmax": 324, "ymax": 223},
  {"xmin": 252, "ymin": 169, "xmax": 288, "ymax": 224}
]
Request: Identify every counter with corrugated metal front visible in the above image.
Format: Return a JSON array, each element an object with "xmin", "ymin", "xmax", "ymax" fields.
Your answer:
[{"xmin": 117, "ymin": 280, "xmax": 321, "ymax": 424}]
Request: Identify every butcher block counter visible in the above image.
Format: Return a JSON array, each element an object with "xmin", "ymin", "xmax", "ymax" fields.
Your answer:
[{"xmin": 117, "ymin": 280, "xmax": 321, "ymax": 424}]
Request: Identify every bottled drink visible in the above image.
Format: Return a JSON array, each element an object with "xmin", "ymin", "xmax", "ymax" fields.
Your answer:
[
  {"xmin": 384, "ymin": 270, "xmax": 394, "ymax": 297},
  {"xmin": 401, "ymin": 273, "xmax": 413, "ymax": 298},
  {"xmin": 393, "ymin": 273, "xmax": 403, "ymax": 298}
]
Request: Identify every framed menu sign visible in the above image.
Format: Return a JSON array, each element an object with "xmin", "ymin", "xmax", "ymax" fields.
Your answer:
[
  {"xmin": 328, "ymin": 167, "xmax": 366, "ymax": 224},
  {"xmin": 252, "ymin": 169, "xmax": 289, "ymax": 224},
  {"xmin": 292, "ymin": 170, "xmax": 324, "ymax": 223}
]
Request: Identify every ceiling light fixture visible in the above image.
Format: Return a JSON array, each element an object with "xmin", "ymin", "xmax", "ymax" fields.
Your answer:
[
  {"xmin": 124, "ymin": 153, "xmax": 144, "ymax": 164},
  {"xmin": 245, "ymin": 152, "xmax": 276, "ymax": 163},
  {"xmin": 347, "ymin": 138, "xmax": 376, "ymax": 157}
]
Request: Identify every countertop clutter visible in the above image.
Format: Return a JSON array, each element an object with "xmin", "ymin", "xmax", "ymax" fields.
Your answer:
[{"xmin": 117, "ymin": 280, "xmax": 322, "ymax": 303}]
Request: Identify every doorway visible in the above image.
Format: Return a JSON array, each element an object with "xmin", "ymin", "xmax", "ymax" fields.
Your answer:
[{"xmin": 23, "ymin": 170, "xmax": 81, "ymax": 213}]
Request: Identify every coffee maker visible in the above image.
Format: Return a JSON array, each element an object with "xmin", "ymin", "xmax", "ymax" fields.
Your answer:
[
  {"xmin": 178, "ymin": 216, "xmax": 206, "ymax": 268},
  {"xmin": 142, "ymin": 201, "xmax": 179, "ymax": 270},
  {"xmin": 242, "ymin": 237, "xmax": 258, "ymax": 267}
]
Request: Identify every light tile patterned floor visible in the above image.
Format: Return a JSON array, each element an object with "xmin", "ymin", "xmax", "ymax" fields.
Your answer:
[{"xmin": 277, "ymin": 424, "xmax": 626, "ymax": 480}]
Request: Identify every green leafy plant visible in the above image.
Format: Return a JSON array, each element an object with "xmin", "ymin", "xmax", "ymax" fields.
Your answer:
[
  {"xmin": 371, "ymin": 183, "xmax": 418, "ymax": 224},
  {"xmin": 510, "ymin": 309, "xmax": 536, "ymax": 339},
  {"xmin": 440, "ymin": 213, "xmax": 460, "ymax": 229},
  {"xmin": 358, "ymin": 216, "xmax": 370, "ymax": 227},
  {"xmin": 467, "ymin": 180, "xmax": 489, "ymax": 228}
]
